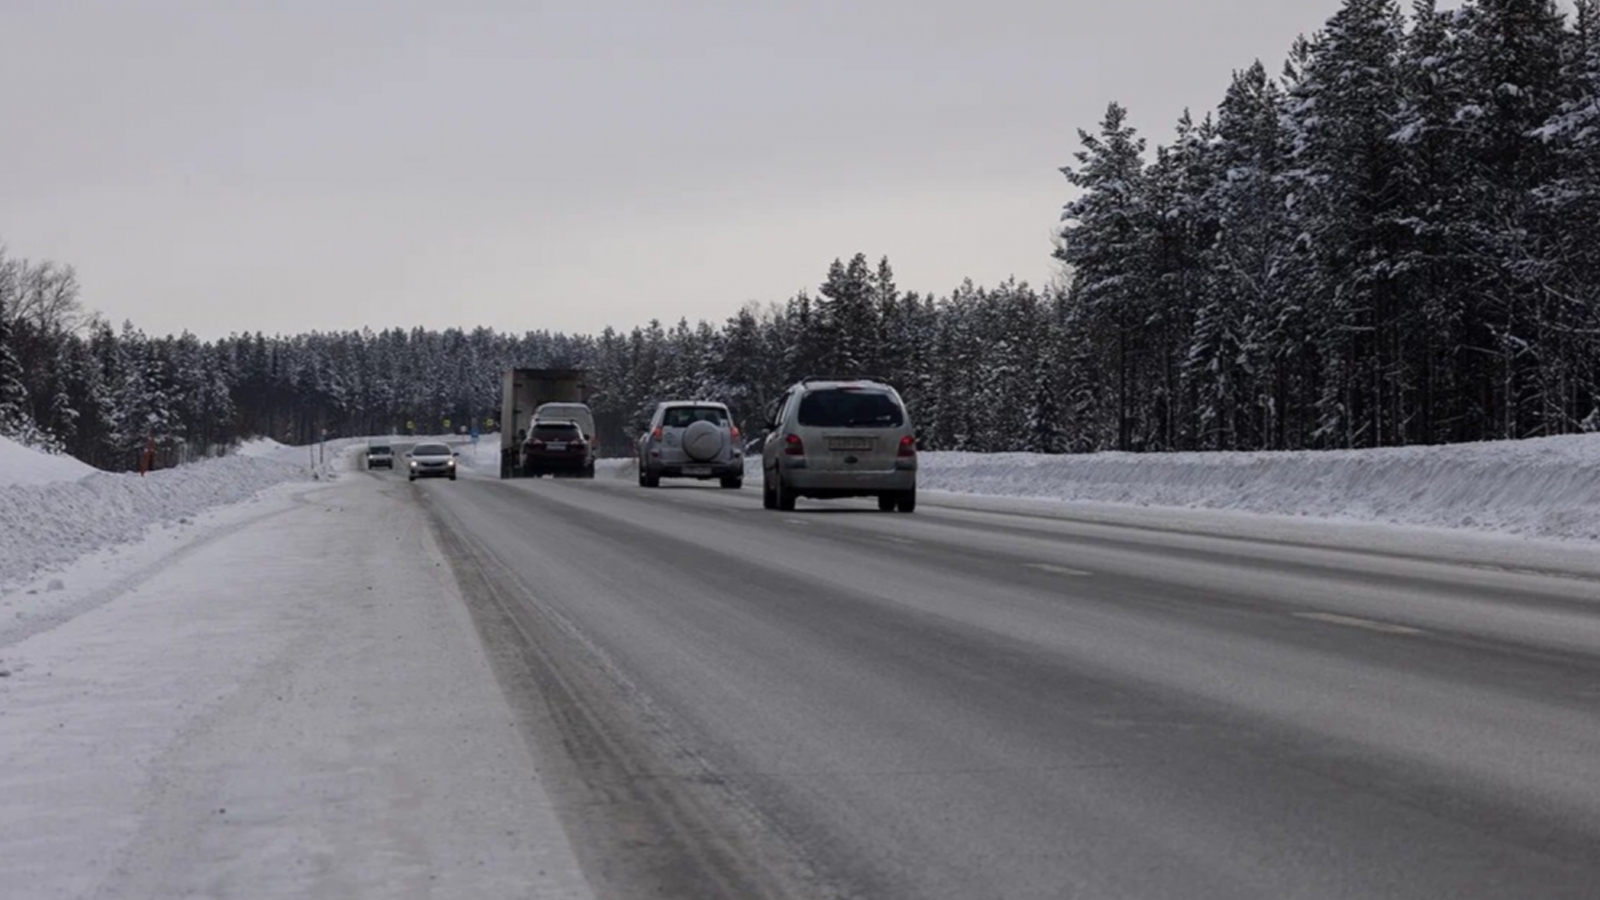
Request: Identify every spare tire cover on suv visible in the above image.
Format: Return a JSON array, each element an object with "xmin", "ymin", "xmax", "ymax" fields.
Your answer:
[{"xmin": 682, "ymin": 420, "xmax": 724, "ymax": 462}]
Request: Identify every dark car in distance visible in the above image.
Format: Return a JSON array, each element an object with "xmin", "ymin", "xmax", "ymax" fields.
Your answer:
[
  {"xmin": 521, "ymin": 420, "xmax": 595, "ymax": 478},
  {"xmin": 367, "ymin": 443, "xmax": 394, "ymax": 469}
]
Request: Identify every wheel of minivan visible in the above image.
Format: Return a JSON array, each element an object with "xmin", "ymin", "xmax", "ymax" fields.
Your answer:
[
  {"xmin": 897, "ymin": 489, "xmax": 917, "ymax": 513},
  {"xmin": 762, "ymin": 475, "xmax": 777, "ymax": 509},
  {"xmin": 775, "ymin": 477, "xmax": 797, "ymax": 511},
  {"xmin": 877, "ymin": 495, "xmax": 896, "ymax": 512}
]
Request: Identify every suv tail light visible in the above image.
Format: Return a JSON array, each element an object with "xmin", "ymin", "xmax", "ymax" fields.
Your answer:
[
  {"xmin": 730, "ymin": 425, "xmax": 741, "ymax": 441},
  {"xmin": 530, "ymin": 439, "xmax": 545, "ymax": 450},
  {"xmin": 783, "ymin": 434, "xmax": 805, "ymax": 456},
  {"xmin": 651, "ymin": 426, "xmax": 663, "ymax": 441},
  {"xmin": 898, "ymin": 435, "xmax": 917, "ymax": 458}
]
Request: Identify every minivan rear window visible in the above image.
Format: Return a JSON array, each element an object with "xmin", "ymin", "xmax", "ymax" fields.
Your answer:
[
  {"xmin": 797, "ymin": 389, "xmax": 904, "ymax": 428},
  {"xmin": 663, "ymin": 406, "xmax": 729, "ymax": 428}
]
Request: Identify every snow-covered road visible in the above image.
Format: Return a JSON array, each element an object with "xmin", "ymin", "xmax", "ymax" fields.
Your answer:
[
  {"xmin": 4, "ymin": 433, "xmax": 1600, "ymax": 899},
  {"xmin": 0, "ymin": 450, "xmax": 589, "ymax": 900}
]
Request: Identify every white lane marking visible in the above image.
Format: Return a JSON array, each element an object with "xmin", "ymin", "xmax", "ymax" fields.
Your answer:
[
  {"xmin": 1293, "ymin": 612, "xmax": 1423, "ymax": 635},
  {"xmin": 1026, "ymin": 563, "xmax": 1092, "ymax": 577},
  {"xmin": 784, "ymin": 518, "xmax": 811, "ymax": 527},
  {"xmin": 877, "ymin": 536, "xmax": 917, "ymax": 546}
]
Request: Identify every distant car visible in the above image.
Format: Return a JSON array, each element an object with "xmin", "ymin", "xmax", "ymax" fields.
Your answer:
[
  {"xmin": 533, "ymin": 402, "xmax": 598, "ymax": 456},
  {"xmin": 366, "ymin": 443, "xmax": 394, "ymax": 469},
  {"xmin": 637, "ymin": 401, "xmax": 743, "ymax": 489},
  {"xmin": 761, "ymin": 379, "xmax": 916, "ymax": 512},
  {"xmin": 406, "ymin": 442, "xmax": 458, "ymax": 481},
  {"xmin": 522, "ymin": 419, "xmax": 595, "ymax": 478}
]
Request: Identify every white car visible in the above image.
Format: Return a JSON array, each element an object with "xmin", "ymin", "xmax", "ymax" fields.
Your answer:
[{"xmin": 406, "ymin": 442, "xmax": 458, "ymax": 482}]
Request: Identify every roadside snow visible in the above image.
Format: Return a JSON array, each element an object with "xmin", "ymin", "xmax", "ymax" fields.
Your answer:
[
  {"xmin": 911, "ymin": 435, "xmax": 1600, "ymax": 543},
  {"xmin": 0, "ymin": 446, "xmax": 325, "ymax": 596},
  {"xmin": 0, "ymin": 459, "xmax": 591, "ymax": 899},
  {"xmin": 0, "ymin": 435, "xmax": 94, "ymax": 487}
]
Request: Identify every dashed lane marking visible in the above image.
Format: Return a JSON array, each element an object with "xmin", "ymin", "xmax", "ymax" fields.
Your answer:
[
  {"xmin": 1026, "ymin": 563, "xmax": 1092, "ymax": 577},
  {"xmin": 1293, "ymin": 612, "xmax": 1423, "ymax": 635}
]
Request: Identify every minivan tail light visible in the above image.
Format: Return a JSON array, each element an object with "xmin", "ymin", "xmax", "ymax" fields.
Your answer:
[
  {"xmin": 783, "ymin": 434, "xmax": 805, "ymax": 456},
  {"xmin": 898, "ymin": 435, "xmax": 916, "ymax": 458}
]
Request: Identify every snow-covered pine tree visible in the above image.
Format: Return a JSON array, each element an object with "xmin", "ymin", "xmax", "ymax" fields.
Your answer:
[
  {"xmin": 1281, "ymin": 0, "xmax": 1409, "ymax": 448},
  {"xmin": 1057, "ymin": 102, "xmax": 1151, "ymax": 451},
  {"xmin": 1444, "ymin": 0, "xmax": 1570, "ymax": 439},
  {"xmin": 1141, "ymin": 110, "xmax": 1218, "ymax": 450},
  {"xmin": 1533, "ymin": 0, "xmax": 1600, "ymax": 432},
  {"xmin": 0, "ymin": 293, "xmax": 46, "ymax": 448}
]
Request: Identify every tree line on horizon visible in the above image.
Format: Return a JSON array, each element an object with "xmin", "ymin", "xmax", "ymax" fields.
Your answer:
[{"xmin": 1, "ymin": 0, "xmax": 1596, "ymax": 471}]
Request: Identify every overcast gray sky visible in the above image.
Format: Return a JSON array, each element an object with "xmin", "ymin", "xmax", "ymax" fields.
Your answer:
[{"xmin": 0, "ymin": 0, "xmax": 1458, "ymax": 339}]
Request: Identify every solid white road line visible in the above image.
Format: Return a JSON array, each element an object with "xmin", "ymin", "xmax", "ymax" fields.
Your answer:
[{"xmin": 1293, "ymin": 612, "xmax": 1423, "ymax": 635}]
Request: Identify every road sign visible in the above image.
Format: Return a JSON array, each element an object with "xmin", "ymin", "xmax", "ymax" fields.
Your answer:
[{"xmin": 406, "ymin": 420, "xmax": 415, "ymax": 432}]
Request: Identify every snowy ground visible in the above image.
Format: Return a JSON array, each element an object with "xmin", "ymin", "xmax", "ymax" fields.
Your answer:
[
  {"xmin": 576, "ymin": 431, "xmax": 1600, "ymax": 545},
  {"xmin": 0, "ymin": 442, "xmax": 590, "ymax": 900},
  {"xmin": 2, "ymin": 430, "xmax": 1596, "ymax": 898},
  {"xmin": 0, "ymin": 435, "xmax": 95, "ymax": 486}
]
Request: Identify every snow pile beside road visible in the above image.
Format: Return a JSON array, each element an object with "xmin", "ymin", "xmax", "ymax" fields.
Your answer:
[
  {"xmin": 916, "ymin": 434, "xmax": 1600, "ymax": 542},
  {"xmin": 0, "ymin": 434, "xmax": 95, "ymax": 487},
  {"xmin": 0, "ymin": 451, "xmax": 317, "ymax": 592}
]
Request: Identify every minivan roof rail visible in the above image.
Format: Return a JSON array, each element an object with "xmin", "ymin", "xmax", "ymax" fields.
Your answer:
[{"xmin": 799, "ymin": 375, "xmax": 887, "ymax": 385}]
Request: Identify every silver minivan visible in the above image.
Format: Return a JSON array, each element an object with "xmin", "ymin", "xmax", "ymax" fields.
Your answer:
[{"xmin": 761, "ymin": 380, "xmax": 917, "ymax": 512}]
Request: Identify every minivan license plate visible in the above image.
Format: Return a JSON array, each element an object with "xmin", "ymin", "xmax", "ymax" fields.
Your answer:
[{"xmin": 828, "ymin": 437, "xmax": 875, "ymax": 451}]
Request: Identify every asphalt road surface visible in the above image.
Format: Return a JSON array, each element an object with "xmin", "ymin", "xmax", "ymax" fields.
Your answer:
[{"xmin": 377, "ymin": 449, "xmax": 1600, "ymax": 900}]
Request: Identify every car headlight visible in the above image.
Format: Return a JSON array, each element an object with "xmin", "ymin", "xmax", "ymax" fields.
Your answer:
[
  {"xmin": 447, "ymin": 459, "xmax": 456, "ymax": 467},
  {"xmin": 409, "ymin": 460, "xmax": 418, "ymax": 467}
]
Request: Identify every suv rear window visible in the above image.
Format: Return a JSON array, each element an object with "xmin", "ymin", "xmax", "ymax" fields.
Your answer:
[
  {"xmin": 531, "ymin": 423, "xmax": 581, "ymax": 439},
  {"xmin": 663, "ymin": 407, "xmax": 729, "ymax": 428},
  {"xmin": 797, "ymin": 389, "xmax": 904, "ymax": 428}
]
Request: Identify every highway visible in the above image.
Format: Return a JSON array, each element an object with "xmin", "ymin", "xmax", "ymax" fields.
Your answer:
[{"xmin": 382, "ymin": 450, "xmax": 1600, "ymax": 899}]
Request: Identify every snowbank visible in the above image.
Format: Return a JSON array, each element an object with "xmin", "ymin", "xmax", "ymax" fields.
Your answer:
[
  {"xmin": 0, "ymin": 451, "xmax": 322, "ymax": 592},
  {"xmin": 0, "ymin": 434, "xmax": 95, "ymax": 487},
  {"xmin": 913, "ymin": 434, "xmax": 1600, "ymax": 543}
]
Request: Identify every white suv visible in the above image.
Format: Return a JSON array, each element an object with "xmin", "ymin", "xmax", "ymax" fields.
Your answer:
[
  {"xmin": 637, "ymin": 401, "xmax": 745, "ymax": 489},
  {"xmin": 761, "ymin": 380, "xmax": 917, "ymax": 512}
]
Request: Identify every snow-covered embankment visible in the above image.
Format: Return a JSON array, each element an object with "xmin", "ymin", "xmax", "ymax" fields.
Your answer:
[
  {"xmin": 0, "ymin": 436, "xmax": 331, "ymax": 592},
  {"xmin": 915, "ymin": 434, "xmax": 1600, "ymax": 543}
]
